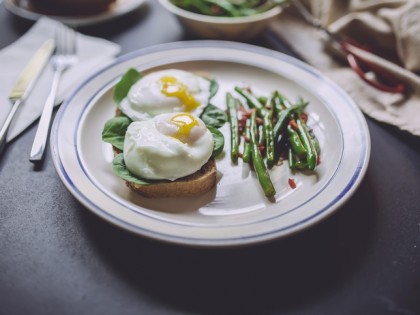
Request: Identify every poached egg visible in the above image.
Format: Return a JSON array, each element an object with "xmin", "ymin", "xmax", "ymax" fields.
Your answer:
[
  {"xmin": 120, "ymin": 69, "xmax": 212, "ymax": 121},
  {"xmin": 123, "ymin": 112, "xmax": 214, "ymax": 181}
]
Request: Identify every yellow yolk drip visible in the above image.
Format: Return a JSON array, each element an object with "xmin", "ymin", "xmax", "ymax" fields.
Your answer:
[
  {"xmin": 170, "ymin": 113, "xmax": 199, "ymax": 143},
  {"xmin": 159, "ymin": 76, "xmax": 200, "ymax": 111}
]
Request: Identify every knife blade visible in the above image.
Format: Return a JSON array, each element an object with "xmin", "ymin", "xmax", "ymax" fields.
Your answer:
[{"xmin": 0, "ymin": 39, "xmax": 55, "ymax": 156}]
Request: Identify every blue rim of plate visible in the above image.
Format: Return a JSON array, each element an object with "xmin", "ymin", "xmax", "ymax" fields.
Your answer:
[{"xmin": 51, "ymin": 40, "xmax": 370, "ymax": 246}]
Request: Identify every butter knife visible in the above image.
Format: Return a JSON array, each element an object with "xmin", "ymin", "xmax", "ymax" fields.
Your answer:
[{"xmin": 0, "ymin": 39, "xmax": 55, "ymax": 156}]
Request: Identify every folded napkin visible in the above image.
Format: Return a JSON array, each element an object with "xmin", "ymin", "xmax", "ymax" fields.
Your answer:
[
  {"xmin": 0, "ymin": 17, "xmax": 121, "ymax": 142},
  {"xmin": 269, "ymin": 0, "xmax": 420, "ymax": 136}
]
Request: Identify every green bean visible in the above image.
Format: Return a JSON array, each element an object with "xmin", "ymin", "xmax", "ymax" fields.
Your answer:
[
  {"xmin": 296, "ymin": 118, "xmax": 317, "ymax": 170},
  {"xmin": 235, "ymin": 87, "xmax": 276, "ymax": 166},
  {"xmin": 310, "ymin": 130, "xmax": 320, "ymax": 154},
  {"xmin": 295, "ymin": 160, "xmax": 308, "ymax": 170},
  {"xmin": 272, "ymin": 91, "xmax": 284, "ymax": 117},
  {"xmin": 263, "ymin": 107, "xmax": 275, "ymax": 168},
  {"xmin": 258, "ymin": 96, "xmax": 268, "ymax": 106},
  {"xmin": 234, "ymin": 86, "xmax": 264, "ymax": 114},
  {"xmin": 287, "ymin": 146, "xmax": 309, "ymax": 170},
  {"xmin": 287, "ymin": 147, "xmax": 295, "ymax": 170},
  {"xmin": 226, "ymin": 93, "xmax": 240, "ymax": 164},
  {"xmin": 287, "ymin": 125, "xmax": 307, "ymax": 158},
  {"xmin": 275, "ymin": 92, "xmax": 293, "ymax": 109},
  {"xmin": 250, "ymin": 110, "xmax": 276, "ymax": 198},
  {"xmin": 242, "ymin": 119, "xmax": 251, "ymax": 163},
  {"xmin": 273, "ymin": 103, "xmax": 307, "ymax": 143},
  {"xmin": 258, "ymin": 124, "xmax": 265, "ymax": 145},
  {"xmin": 275, "ymin": 93, "xmax": 309, "ymax": 111}
]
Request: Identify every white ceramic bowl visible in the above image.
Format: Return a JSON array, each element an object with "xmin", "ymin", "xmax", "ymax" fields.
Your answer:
[{"xmin": 158, "ymin": 0, "xmax": 283, "ymax": 40}]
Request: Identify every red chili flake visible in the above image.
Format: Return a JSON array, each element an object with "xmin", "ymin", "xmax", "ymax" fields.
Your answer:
[
  {"xmin": 300, "ymin": 112, "xmax": 308, "ymax": 123},
  {"xmin": 210, "ymin": 5, "xmax": 221, "ymax": 14},
  {"xmin": 242, "ymin": 111, "xmax": 251, "ymax": 119},
  {"xmin": 256, "ymin": 117, "xmax": 263, "ymax": 125},
  {"xmin": 245, "ymin": 86, "xmax": 252, "ymax": 93},
  {"xmin": 317, "ymin": 154, "xmax": 321, "ymax": 165},
  {"xmin": 244, "ymin": 136, "xmax": 250, "ymax": 143},
  {"xmin": 259, "ymin": 145, "xmax": 265, "ymax": 152},
  {"xmin": 289, "ymin": 119, "xmax": 298, "ymax": 131},
  {"xmin": 288, "ymin": 178, "xmax": 297, "ymax": 189}
]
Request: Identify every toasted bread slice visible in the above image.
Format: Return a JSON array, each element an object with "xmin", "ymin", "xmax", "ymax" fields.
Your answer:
[
  {"xmin": 125, "ymin": 158, "xmax": 217, "ymax": 198},
  {"xmin": 113, "ymin": 145, "xmax": 217, "ymax": 198}
]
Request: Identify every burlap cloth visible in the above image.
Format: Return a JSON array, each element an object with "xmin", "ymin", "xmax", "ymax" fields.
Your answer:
[{"xmin": 269, "ymin": 0, "xmax": 420, "ymax": 136}]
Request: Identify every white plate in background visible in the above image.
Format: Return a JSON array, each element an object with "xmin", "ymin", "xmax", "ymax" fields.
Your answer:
[{"xmin": 4, "ymin": 0, "xmax": 147, "ymax": 26}]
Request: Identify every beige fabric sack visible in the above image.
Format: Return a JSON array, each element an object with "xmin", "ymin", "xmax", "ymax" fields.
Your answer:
[{"xmin": 270, "ymin": 0, "xmax": 420, "ymax": 136}]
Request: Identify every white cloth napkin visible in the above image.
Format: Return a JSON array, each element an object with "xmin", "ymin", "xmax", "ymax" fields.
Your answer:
[
  {"xmin": 0, "ymin": 17, "xmax": 121, "ymax": 142},
  {"xmin": 269, "ymin": 0, "xmax": 420, "ymax": 137}
]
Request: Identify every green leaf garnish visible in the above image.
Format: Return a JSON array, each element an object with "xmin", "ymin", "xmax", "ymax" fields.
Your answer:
[
  {"xmin": 200, "ymin": 104, "xmax": 227, "ymax": 129},
  {"xmin": 101, "ymin": 115, "xmax": 132, "ymax": 151},
  {"xmin": 112, "ymin": 153, "xmax": 168, "ymax": 186},
  {"xmin": 207, "ymin": 125, "xmax": 224, "ymax": 157},
  {"xmin": 113, "ymin": 68, "xmax": 143, "ymax": 107},
  {"xmin": 209, "ymin": 78, "xmax": 219, "ymax": 100}
]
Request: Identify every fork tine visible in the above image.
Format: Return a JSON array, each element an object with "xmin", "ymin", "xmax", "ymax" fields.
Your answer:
[
  {"xmin": 64, "ymin": 27, "xmax": 75, "ymax": 55},
  {"xmin": 54, "ymin": 25, "xmax": 76, "ymax": 56},
  {"xmin": 54, "ymin": 28, "xmax": 61, "ymax": 55},
  {"xmin": 67, "ymin": 28, "xmax": 77, "ymax": 56}
]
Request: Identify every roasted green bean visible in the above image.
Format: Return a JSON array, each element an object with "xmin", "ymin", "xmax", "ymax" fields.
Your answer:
[
  {"xmin": 249, "ymin": 110, "xmax": 276, "ymax": 198},
  {"xmin": 226, "ymin": 92, "xmax": 240, "ymax": 164}
]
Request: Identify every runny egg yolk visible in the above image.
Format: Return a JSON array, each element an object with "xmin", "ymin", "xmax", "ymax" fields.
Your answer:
[
  {"xmin": 159, "ymin": 76, "xmax": 200, "ymax": 111},
  {"xmin": 170, "ymin": 113, "xmax": 199, "ymax": 143}
]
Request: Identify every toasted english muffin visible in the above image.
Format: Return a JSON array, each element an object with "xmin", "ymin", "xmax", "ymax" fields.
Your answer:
[
  {"xmin": 112, "ymin": 144, "xmax": 217, "ymax": 198},
  {"xmin": 125, "ymin": 158, "xmax": 217, "ymax": 198}
]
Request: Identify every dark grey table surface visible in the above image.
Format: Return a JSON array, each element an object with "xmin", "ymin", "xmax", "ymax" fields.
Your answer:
[{"xmin": 1, "ymin": 2, "xmax": 419, "ymax": 315}]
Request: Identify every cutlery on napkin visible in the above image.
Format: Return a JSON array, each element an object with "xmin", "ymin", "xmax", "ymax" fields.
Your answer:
[
  {"xmin": 0, "ymin": 17, "xmax": 121, "ymax": 142},
  {"xmin": 268, "ymin": 0, "xmax": 420, "ymax": 137}
]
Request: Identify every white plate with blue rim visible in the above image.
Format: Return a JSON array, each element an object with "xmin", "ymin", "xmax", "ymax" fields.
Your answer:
[{"xmin": 51, "ymin": 41, "xmax": 370, "ymax": 247}]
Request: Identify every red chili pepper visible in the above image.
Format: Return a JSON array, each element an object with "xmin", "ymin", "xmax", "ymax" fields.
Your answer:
[
  {"xmin": 210, "ymin": 5, "xmax": 221, "ymax": 14},
  {"xmin": 288, "ymin": 178, "xmax": 296, "ymax": 189},
  {"xmin": 289, "ymin": 119, "xmax": 298, "ymax": 131}
]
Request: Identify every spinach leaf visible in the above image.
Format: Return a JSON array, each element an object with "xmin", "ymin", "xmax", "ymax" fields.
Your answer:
[
  {"xmin": 208, "ymin": 79, "xmax": 219, "ymax": 100},
  {"xmin": 112, "ymin": 153, "xmax": 157, "ymax": 186},
  {"xmin": 207, "ymin": 126, "xmax": 224, "ymax": 157},
  {"xmin": 200, "ymin": 104, "xmax": 227, "ymax": 129},
  {"xmin": 102, "ymin": 116, "xmax": 132, "ymax": 151},
  {"xmin": 113, "ymin": 68, "xmax": 142, "ymax": 107}
]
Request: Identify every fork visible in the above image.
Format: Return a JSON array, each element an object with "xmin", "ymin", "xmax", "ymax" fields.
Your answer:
[{"xmin": 29, "ymin": 25, "xmax": 78, "ymax": 163}]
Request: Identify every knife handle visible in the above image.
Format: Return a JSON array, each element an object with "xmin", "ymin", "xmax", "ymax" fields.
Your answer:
[
  {"xmin": 29, "ymin": 70, "xmax": 62, "ymax": 163},
  {"xmin": 0, "ymin": 99, "xmax": 22, "ymax": 156}
]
